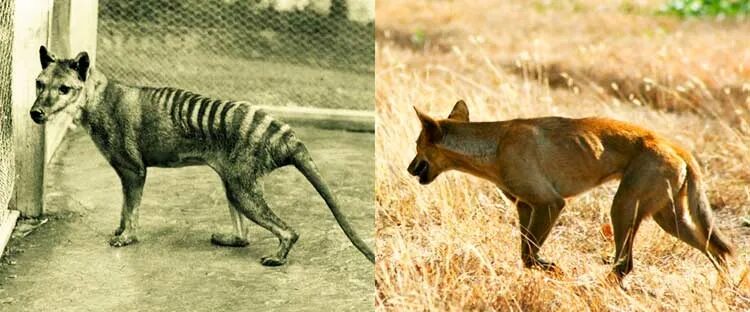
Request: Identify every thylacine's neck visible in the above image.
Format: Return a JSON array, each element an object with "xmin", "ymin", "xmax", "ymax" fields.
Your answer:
[
  {"xmin": 75, "ymin": 68, "xmax": 113, "ymax": 126},
  {"xmin": 80, "ymin": 68, "xmax": 110, "ymax": 113}
]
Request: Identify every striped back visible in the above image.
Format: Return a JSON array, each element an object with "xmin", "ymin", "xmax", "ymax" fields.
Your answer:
[{"xmin": 145, "ymin": 87, "xmax": 297, "ymax": 156}]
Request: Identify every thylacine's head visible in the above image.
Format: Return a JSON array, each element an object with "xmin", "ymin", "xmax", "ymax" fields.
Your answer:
[
  {"xmin": 31, "ymin": 45, "xmax": 90, "ymax": 124},
  {"xmin": 407, "ymin": 100, "xmax": 470, "ymax": 184}
]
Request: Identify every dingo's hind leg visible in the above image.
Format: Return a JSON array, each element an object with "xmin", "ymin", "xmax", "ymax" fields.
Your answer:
[
  {"xmin": 609, "ymin": 152, "xmax": 681, "ymax": 282},
  {"xmin": 652, "ymin": 202, "xmax": 729, "ymax": 273}
]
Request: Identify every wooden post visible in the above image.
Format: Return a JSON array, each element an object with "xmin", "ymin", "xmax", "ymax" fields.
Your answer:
[
  {"xmin": 9, "ymin": 0, "xmax": 98, "ymax": 218},
  {"xmin": 10, "ymin": 1, "xmax": 52, "ymax": 218}
]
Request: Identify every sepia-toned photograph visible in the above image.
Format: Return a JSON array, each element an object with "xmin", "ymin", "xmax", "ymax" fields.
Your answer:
[
  {"xmin": 0, "ymin": 0, "xmax": 374, "ymax": 311},
  {"xmin": 376, "ymin": 0, "xmax": 750, "ymax": 310}
]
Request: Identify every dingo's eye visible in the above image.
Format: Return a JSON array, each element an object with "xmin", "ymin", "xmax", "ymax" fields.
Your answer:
[
  {"xmin": 35, "ymin": 81, "xmax": 44, "ymax": 90},
  {"xmin": 58, "ymin": 85, "xmax": 70, "ymax": 95}
]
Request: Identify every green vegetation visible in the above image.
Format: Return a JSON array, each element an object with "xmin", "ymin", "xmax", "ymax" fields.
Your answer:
[{"xmin": 661, "ymin": 0, "xmax": 750, "ymax": 17}]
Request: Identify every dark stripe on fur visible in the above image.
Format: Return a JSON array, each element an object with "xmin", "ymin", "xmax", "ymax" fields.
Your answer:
[
  {"xmin": 177, "ymin": 93, "xmax": 194, "ymax": 133},
  {"xmin": 196, "ymin": 98, "xmax": 211, "ymax": 139},
  {"xmin": 261, "ymin": 119, "xmax": 283, "ymax": 144},
  {"xmin": 206, "ymin": 99, "xmax": 223, "ymax": 140},
  {"xmin": 157, "ymin": 88, "xmax": 167, "ymax": 110},
  {"xmin": 169, "ymin": 89, "xmax": 185, "ymax": 129},
  {"xmin": 233, "ymin": 105, "xmax": 250, "ymax": 139},
  {"xmin": 153, "ymin": 88, "xmax": 167, "ymax": 109},
  {"xmin": 185, "ymin": 94, "xmax": 202, "ymax": 133},
  {"xmin": 162, "ymin": 88, "xmax": 175, "ymax": 111},
  {"xmin": 218, "ymin": 101, "xmax": 236, "ymax": 142},
  {"xmin": 245, "ymin": 109, "xmax": 268, "ymax": 144}
]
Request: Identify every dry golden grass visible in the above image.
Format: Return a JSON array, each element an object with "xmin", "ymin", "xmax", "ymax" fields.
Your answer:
[{"xmin": 375, "ymin": 1, "xmax": 750, "ymax": 311}]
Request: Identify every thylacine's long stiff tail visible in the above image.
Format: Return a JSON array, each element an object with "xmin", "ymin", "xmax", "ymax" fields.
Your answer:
[
  {"xmin": 291, "ymin": 146, "xmax": 375, "ymax": 263},
  {"xmin": 685, "ymin": 160, "xmax": 735, "ymax": 266}
]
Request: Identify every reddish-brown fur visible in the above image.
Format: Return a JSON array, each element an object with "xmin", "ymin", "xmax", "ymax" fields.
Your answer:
[{"xmin": 408, "ymin": 100, "xmax": 734, "ymax": 283}]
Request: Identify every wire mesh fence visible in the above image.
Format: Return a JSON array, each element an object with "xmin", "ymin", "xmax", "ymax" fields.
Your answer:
[
  {"xmin": 96, "ymin": 0, "xmax": 374, "ymax": 110},
  {"xmin": 0, "ymin": 0, "xmax": 15, "ymax": 214}
]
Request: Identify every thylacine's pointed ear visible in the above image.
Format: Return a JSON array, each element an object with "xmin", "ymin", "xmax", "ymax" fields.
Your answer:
[
  {"xmin": 447, "ymin": 100, "xmax": 469, "ymax": 122},
  {"xmin": 39, "ymin": 45, "xmax": 55, "ymax": 69},
  {"xmin": 70, "ymin": 51, "xmax": 90, "ymax": 81},
  {"xmin": 413, "ymin": 106, "xmax": 443, "ymax": 141}
]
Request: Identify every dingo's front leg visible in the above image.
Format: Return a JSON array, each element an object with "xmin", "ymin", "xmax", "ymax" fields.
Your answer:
[
  {"xmin": 503, "ymin": 190, "xmax": 562, "ymax": 272},
  {"xmin": 503, "ymin": 177, "xmax": 566, "ymax": 273},
  {"xmin": 110, "ymin": 166, "xmax": 146, "ymax": 247}
]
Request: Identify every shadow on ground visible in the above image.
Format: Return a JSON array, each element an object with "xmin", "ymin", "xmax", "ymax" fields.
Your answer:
[{"xmin": 0, "ymin": 126, "xmax": 374, "ymax": 311}]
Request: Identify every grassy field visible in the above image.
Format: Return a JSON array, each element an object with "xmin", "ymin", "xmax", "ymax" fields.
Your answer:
[{"xmin": 375, "ymin": 1, "xmax": 750, "ymax": 311}]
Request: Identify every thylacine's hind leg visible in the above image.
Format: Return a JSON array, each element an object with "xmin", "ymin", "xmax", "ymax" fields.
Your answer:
[
  {"xmin": 210, "ymin": 200, "xmax": 250, "ymax": 247},
  {"xmin": 224, "ymin": 175, "xmax": 299, "ymax": 266},
  {"xmin": 211, "ymin": 178, "xmax": 250, "ymax": 247},
  {"xmin": 608, "ymin": 152, "xmax": 682, "ymax": 283}
]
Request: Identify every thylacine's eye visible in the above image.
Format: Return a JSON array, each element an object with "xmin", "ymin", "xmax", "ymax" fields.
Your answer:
[
  {"xmin": 35, "ymin": 80, "xmax": 44, "ymax": 90},
  {"xmin": 59, "ymin": 85, "xmax": 70, "ymax": 95}
]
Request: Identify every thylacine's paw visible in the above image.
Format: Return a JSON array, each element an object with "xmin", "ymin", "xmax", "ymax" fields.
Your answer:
[
  {"xmin": 109, "ymin": 234, "xmax": 138, "ymax": 247},
  {"xmin": 260, "ymin": 256, "xmax": 286, "ymax": 267},
  {"xmin": 210, "ymin": 233, "xmax": 249, "ymax": 247}
]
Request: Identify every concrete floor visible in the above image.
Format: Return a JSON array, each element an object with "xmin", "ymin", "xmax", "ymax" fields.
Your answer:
[{"xmin": 0, "ymin": 126, "xmax": 374, "ymax": 311}]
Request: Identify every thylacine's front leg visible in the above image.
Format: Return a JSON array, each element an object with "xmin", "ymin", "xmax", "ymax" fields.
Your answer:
[{"xmin": 111, "ymin": 165, "xmax": 146, "ymax": 247}]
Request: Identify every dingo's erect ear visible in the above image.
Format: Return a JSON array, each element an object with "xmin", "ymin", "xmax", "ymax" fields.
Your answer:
[
  {"xmin": 39, "ymin": 45, "xmax": 55, "ymax": 69},
  {"xmin": 447, "ymin": 100, "xmax": 469, "ymax": 122},
  {"xmin": 70, "ymin": 52, "xmax": 90, "ymax": 81},
  {"xmin": 413, "ymin": 106, "xmax": 443, "ymax": 141}
]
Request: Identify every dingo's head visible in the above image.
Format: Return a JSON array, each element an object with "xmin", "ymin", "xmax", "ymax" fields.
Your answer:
[
  {"xmin": 30, "ymin": 46, "xmax": 90, "ymax": 124},
  {"xmin": 407, "ymin": 100, "xmax": 469, "ymax": 184}
]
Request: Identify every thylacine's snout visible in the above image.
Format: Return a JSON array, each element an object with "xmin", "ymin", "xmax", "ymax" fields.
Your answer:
[
  {"xmin": 30, "ymin": 107, "xmax": 46, "ymax": 124},
  {"xmin": 407, "ymin": 157, "xmax": 430, "ymax": 184}
]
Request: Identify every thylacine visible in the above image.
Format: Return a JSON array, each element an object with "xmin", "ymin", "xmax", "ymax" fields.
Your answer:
[
  {"xmin": 31, "ymin": 46, "xmax": 374, "ymax": 266},
  {"xmin": 408, "ymin": 100, "xmax": 734, "ymax": 283}
]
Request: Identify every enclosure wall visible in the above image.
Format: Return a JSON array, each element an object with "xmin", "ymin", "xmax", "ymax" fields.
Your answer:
[
  {"xmin": 96, "ymin": 0, "xmax": 374, "ymax": 111},
  {"xmin": 0, "ymin": 0, "xmax": 18, "ymax": 242}
]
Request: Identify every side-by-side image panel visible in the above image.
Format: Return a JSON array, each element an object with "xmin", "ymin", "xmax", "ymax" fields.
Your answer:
[
  {"xmin": 376, "ymin": 1, "xmax": 750, "ymax": 310},
  {"xmin": 0, "ymin": 1, "xmax": 374, "ymax": 311}
]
